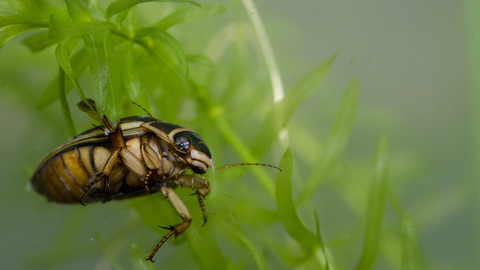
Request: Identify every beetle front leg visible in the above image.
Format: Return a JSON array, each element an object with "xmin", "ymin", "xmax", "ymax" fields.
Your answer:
[
  {"xmin": 147, "ymin": 186, "xmax": 192, "ymax": 262},
  {"xmin": 174, "ymin": 175, "xmax": 210, "ymax": 225}
]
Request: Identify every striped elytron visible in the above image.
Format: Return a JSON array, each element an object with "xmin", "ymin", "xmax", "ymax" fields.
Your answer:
[{"xmin": 31, "ymin": 100, "xmax": 280, "ymax": 262}]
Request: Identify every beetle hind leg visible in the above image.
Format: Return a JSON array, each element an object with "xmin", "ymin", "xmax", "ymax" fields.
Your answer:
[
  {"xmin": 79, "ymin": 148, "xmax": 121, "ymax": 205},
  {"xmin": 79, "ymin": 173, "xmax": 107, "ymax": 205},
  {"xmin": 147, "ymin": 186, "xmax": 192, "ymax": 262}
]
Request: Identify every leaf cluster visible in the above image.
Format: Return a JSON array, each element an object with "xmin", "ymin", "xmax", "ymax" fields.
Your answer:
[{"xmin": 1, "ymin": 0, "xmax": 422, "ymax": 269}]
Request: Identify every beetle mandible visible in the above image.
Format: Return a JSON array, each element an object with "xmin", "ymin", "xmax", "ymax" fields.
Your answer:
[{"xmin": 30, "ymin": 99, "xmax": 280, "ymax": 262}]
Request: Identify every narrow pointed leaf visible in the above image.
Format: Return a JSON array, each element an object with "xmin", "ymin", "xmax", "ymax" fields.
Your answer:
[
  {"xmin": 314, "ymin": 210, "xmax": 330, "ymax": 270},
  {"xmin": 55, "ymin": 39, "xmax": 96, "ymax": 118},
  {"xmin": 65, "ymin": 0, "xmax": 93, "ymax": 22},
  {"xmin": 49, "ymin": 12, "xmax": 114, "ymax": 39},
  {"xmin": 0, "ymin": 2, "xmax": 17, "ymax": 17},
  {"xmin": 37, "ymin": 49, "xmax": 88, "ymax": 109},
  {"xmin": 93, "ymin": 230, "xmax": 126, "ymax": 270},
  {"xmin": 123, "ymin": 41, "xmax": 149, "ymax": 110},
  {"xmin": 253, "ymin": 54, "xmax": 336, "ymax": 156},
  {"xmin": 217, "ymin": 219, "xmax": 268, "ymax": 270},
  {"xmin": 136, "ymin": 27, "xmax": 188, "ymax": 78},
  {"xmin": 186, "ymin": 225, "xmax": 226, "ymax": 269},
  {"xmin": 0, "ymin": 11, "xmax": 48, "ymax": 28},
  {"xmin": 299, "ymin": 78, "xmax": 358, "ymax": 204},
  {"xmin": 0, "ymin": 24, "xmax": 41, "ymax": 49},
  {"xmin": 121, "ymin": 5, "xmax": 136, "ymax": 32},
  {"xmin": 1, "ymin": 0, "xmax": 63, "ymax": 28},
  {"xmin": 106, "ymin": 0, "xmax": 200, "ymax": 20},
  {"xmin": 27, "ymin": 0, "xmax": 64, "ymax": 17},
  {"xmin": 83, "ymin": 31, "xmax": 123, "ymax": 127},
  {"xmin": 155, "ymin": 4, "xmax": 226, "ymax": 30},
  {"xmin": 22, "ymin": 30, "xmax": 59, "ymax": 53},
  {"xmin": 58, "ymin": 66, "xmax": 76, "ymax": 137},
  {"xmin": 276, "ymin": 148, "xmax": 321, "ymax": 254},
  {"xmin": 356, "ymin": 134, "xmax": 389, "ymax": 270},
  {"xmin": 186, "ymin": 54, "xmax": 215, "ymax": 68},
  {"xmin": 401, "ymin": 212, "xmax": 422, "ymax": 270},
  {"xmin": 86, "ymin": 0, "xmax": 107, "ymax": 20},
  {"xmin": 129, "ymin": 243, "xmax": 156, "ymax": 270}
]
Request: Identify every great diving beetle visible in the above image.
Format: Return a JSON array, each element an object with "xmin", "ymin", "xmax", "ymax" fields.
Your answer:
[{"xmin": 30, "ymin": 99, "xmax": 280, "ymax": 262}]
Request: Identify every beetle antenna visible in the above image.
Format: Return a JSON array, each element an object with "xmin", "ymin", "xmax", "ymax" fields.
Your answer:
[
  {"xmin": 214, "ymin": 163, "xmax": 282, "ymax": 172},
  {"xmin": 132, "ymin": 102, "xmax": 173, "ymax": 145}
]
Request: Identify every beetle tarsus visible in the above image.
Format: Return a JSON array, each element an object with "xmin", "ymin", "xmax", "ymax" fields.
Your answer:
[
  {"xmin": 79, "ymin": 194, "xmax": 87, "ymax": 206},
  {"xmin": 148, "ymin": 226, "xmax": 177, "ymax": 262},
  {"xmin": 78, "ymin": 173, "xmax": 108, "ymax": 205},
  {"xmin": 195, "ymin": 191, "xmax": 208, "ymax": 226}
]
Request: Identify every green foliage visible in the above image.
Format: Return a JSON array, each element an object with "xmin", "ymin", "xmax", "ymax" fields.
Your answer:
[
  {"xmin": 276, "ymin": 148, "xmax": 325, "ymax": 267},
  {"xmin": 129, "ymin": 243, "xmax": 156, "ymax": 270},
  {"xmin": 0, "ymin": 0, "xmax": 425, "ymax": 269},
  {"xmin": 357, "ymin": 135, "xmax": 389, "ymax": 270}
]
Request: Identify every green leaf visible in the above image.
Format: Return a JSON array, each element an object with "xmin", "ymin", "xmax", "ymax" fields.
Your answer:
[
  {"xmin": 276, "ymin": 148, "xmax": 322, "ymax": 255},
  {"xmin": 58, "ymin": 66, "xmax": 76, "ymax": 137},
  {"xmin": 129, "ymin": 243, "xmax": 156, "ymax": 270},
  {"xmin": 0, "ymin": 24, "xmax": 41, "ymax": 49},
  {"xmin": 37, "ymin": 48, "xmax": 88, "ymax": 109},
  {"xmin": 120, "ymin": 5, "xmax": 136, "ymax": 32},
  {"xmin": 22, "ymin": 30, "xmax": 59, "ymax": 53},
  {"xmin": 356, "ymin": 134, "xmax": 389, "ymax": 270},
  {"xmin": 155, "ymin": 4, "xmax": 226, "ymax": 30},
  {"xmin": 0, "ymin": 10, "xmax": 48, "ymax": 28},
  {"xmin": 0, "ymin": 0, "xmax": 62, "ymax": 28},
  {"xmin": 0, "ymin": 2, "xmax": 18, "ymax": 17},
  {"xmin": 105, "ymin": 0, "xmax": 201, "ymax": 20},
  {"xmin": 186, "ymin": 54, "xmax": 215, "ymax": 69},
  {"xmin": 93, "ymin": 230, "xmax": 126, "ymax": 270},
  {"xmin": 65, "ymin": 0, "xmax": 93, "ymax": 22},
  {"xmin": 123, "ymin": 41, "xmax": 149, "ymax": 110},
  {"xmin": 135, "ymin": 27, "xmax": 188, "ymax": 78},
  {"xmin": 55, "ymin": 39, "xmax": 96, "ymax": 118},
  {"xmin": 49, "ymin": 12, "xmax": 115, "ymax": 39},
  {"xmin": 186, "ymin": 224, "xmax": 226, "ymax": 269},
  {"xmin": 298, "ymin": 78, "xmax": 358, "ymax": 204},
  {"xmin": 83, "ymin": 31, "xmax": 123, "ymax": 127},
  {"xmin": 218, "ymin": 220, "xmax": 268, "ymax": 270},
  {"xmin": 86, "ymin": 0, "xmax": 107, "ymax": 20},
  {"xmin": 253, "ymin": 54, "xmax": 336, "ymax": 157},
  {"xmin": 26, "ymin": 0, "xmax": 64, "ymax": 17},
  {"xmin": 314, "ymin": 210, "xmax": 330, "ymax": 270},
  {"xmin": 401, "ymin": 212, "xmax": 422, "ymax": 270}
]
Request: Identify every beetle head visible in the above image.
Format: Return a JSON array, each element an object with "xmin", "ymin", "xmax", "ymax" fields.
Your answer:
[{"xmin": 172, "ymin": 131, "xmax": 212, "ymax": 174}]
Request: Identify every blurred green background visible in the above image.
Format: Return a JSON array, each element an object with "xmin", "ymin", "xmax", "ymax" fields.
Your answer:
[{"xmin": 0, "ymin": 0, "xmax": 478, "ymax": 269}]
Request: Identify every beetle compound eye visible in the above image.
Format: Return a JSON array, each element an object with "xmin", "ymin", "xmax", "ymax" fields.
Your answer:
[{"xmin": 174, "ymin": 136, "xmax": 190, "ymax": 152}]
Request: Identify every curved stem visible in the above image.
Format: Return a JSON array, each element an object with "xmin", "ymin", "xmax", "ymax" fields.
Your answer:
[{"xmin": 241, "ymin": 0, "xmax": 284, "ymax": 103}]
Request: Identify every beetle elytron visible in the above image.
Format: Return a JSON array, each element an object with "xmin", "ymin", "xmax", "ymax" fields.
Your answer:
[{"xmin": 31, "ymin": 99, "xmax": 279, "ymax": 262}]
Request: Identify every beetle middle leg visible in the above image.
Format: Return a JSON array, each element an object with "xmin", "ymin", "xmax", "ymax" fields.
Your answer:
[{"xmin": 147, "ymin": 186, "xmax": 192, "ymax": 262}]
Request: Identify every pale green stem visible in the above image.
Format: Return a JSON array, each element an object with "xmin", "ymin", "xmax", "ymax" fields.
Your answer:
[
  {"xmin": 241, "ymin": 0, "xmax": 284, "ymax": 103},
  {"xmin": 241, "ymin": 0, "xmax": 290, "ymax": 150}
]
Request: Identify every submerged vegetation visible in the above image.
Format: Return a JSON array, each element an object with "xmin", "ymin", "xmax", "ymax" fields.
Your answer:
[{"xmin": 1, "ymin": 0, "xmax": 438, "ymax": 269}]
